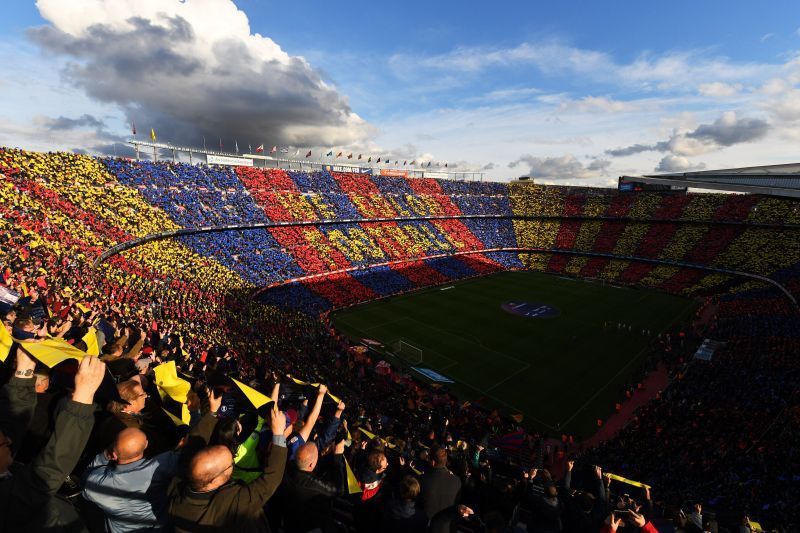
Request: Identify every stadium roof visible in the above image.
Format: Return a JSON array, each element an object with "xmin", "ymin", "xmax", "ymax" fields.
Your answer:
[{"xmin": 624, "ymin": 163, "xmax": 800, "ymax": 197}]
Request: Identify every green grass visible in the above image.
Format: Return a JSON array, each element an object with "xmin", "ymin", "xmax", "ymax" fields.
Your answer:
[{"xmin": 332, "ymin": 271, "xmax": 698, "ymax": 438}]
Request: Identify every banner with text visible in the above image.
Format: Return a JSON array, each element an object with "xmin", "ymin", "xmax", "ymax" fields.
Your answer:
[
  {"xmin": 380, "ymin": 169, "xmax": 409, "ymax": 178},
  {"xmin": 424, "ymin": 171, "xmax": 448, "ymax": 180},
  {"xmin": 207, "ymin": 154, "xmax": 254, "ymax": 167}
]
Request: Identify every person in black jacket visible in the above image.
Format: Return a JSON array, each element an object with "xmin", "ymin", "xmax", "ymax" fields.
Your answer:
[
  {"xmin": 421, "ymin": 446, "xmax": 462, "ymax": 524},
  {"xmin": 0, "ymin": 348, "xmax": 107, "ymax": 532},
  {"xmin": 382, "ymin": 474, "xmax": 428, "ymax": 533},
  {"xmin": 273, "ymin": 439, "xmax": 346, "ymax": 532}
]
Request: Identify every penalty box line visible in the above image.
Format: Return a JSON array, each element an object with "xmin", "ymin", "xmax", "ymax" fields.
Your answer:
[
  {"xmin": 400, "ymin": 318, "xmax": 556, "ymax": 431},
  {"xmin": 337, "ymin": 314, "xmax": 557, "ymax": 432}
]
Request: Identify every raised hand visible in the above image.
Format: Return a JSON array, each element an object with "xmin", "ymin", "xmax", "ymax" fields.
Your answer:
[
  {"xmin": 627, "ymin": 511, "xmax": 647, "ymax": 528},
  {"xmin": 605, "ymin": 513, "xmax": 623, "ymax": 533},
  {"xmin": 269, "ymin": 402, "xmax": 284, "ymax": 436},
  {"xmin": 72, "ymin": 356, "xmax": 107, "ymax": 405},
  {"xmin": 207, "ymin": 387, "xmax": 223, "ymax": 414}
]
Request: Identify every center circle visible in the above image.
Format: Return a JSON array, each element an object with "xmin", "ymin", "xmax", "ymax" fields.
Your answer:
[{"xmin": 501, "ymin": 301, "xmax": 560, "ymax": 318}]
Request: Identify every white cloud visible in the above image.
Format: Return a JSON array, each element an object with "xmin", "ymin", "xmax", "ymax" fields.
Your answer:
[
  {"xmin": 698, "ymin": 82, "xmax": 742, "ymax": 98},
  {"xmin": 390, "ymin": 41, "xmax": 776, "ymax": 95},
  {"xmin": 464, "ymin": 87, "xmax": 543, "ymax": 103},
  {"xmin": 655, "ymin": 155, "xmax": 706, "ymax": 173},
  {"xmin": 605, "ymin": 111, "xmax": 770, "ymax": 158},
  {"xmin": 557, "ymin": 96, "xmax": 637, "ymax": 114},
  {"xmin": 29, "ymin": 0, "xmax": 373, "ymax": 148},
  {"xmin": 508, "ymin": 154, "xmax": 609, "ymax": 180}
]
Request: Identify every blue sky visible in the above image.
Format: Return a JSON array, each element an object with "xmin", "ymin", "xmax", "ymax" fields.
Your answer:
[{"xmin": 2, "ymin": 0, "xmax": 800, "ymax": 184}]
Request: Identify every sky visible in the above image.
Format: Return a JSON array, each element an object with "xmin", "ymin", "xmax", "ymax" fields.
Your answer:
[{"xmin": 1, "ymin": 0, "xmax": 800, "ymax": 185}]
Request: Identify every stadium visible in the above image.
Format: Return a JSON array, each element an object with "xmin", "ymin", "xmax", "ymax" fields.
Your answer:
[{"xmin": 2, "ymin": 2, "xmax": 800, "ymax": 533}]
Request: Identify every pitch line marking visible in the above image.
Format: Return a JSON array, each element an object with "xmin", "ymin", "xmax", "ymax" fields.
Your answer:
[
  {"xmin": 558, "ymin": 297, "xmax": 697, "ymax": 429},
  {"xmin": 484, "ymin": 362, "xmax": 531, "ymax": 393}
]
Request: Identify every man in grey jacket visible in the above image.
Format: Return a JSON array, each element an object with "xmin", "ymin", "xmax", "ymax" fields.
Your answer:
[{"xmin": 82, "ymin": 428, "xmax": 179, "ymax": 532}]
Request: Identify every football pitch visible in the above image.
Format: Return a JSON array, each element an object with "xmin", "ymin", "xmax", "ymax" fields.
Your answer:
[{"xmin": 332, "ymin": 270, "xmax": 698, "ymax": 438}]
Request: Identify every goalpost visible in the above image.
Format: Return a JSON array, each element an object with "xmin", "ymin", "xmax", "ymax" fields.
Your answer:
[{"xmin": 390, "ymin": 338, "xmax": 424, "ymax": 365}]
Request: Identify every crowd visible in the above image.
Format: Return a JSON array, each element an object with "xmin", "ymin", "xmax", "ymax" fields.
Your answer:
[
  {"xmin": 104, "ymin": 157, "xmax": 518, "ymax": 305},
  {"xmin": 1, "ymin": 147, "xmax": 799, "ymax": 531},
  {"xmin": 508, "ymin": 183, "xmax": 800, "ymax": 300}
]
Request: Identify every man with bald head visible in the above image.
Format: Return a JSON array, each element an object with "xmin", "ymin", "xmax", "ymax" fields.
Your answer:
[
  {"xmin": 82, "ymin": 427, "xmax": 179, "ymax": 532},
  {"xmin": 168, "ymin": 402, "xmax": 288, "ymax": 533},
  {"xmin": 272, "ymin": 439, "xmax": 346, "ymax": 532}
]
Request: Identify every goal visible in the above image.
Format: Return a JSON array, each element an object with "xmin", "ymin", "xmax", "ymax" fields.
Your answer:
[{"xmin": 390, "ymin": 339, "xmax": 424, "ymax": 365}]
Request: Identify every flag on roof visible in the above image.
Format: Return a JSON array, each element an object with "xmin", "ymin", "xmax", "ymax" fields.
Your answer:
[
  {"xmin": 270, "ymin": 146, "xmax": 277, "ymax": 154},
  {"xmin": 280, "ymin": 147, "xmax": 289, "ymax": 153},
  {"xmin": 305, "ymin": 150, "xmax": 312, "ymax": 158},
  {"xmin": 256, "ymin": 144, "xmax": 264, "ymax": 153},
  {"xmin": 326, "ymin": 150, "xmax": 333, "ymax": 157},
  {"xmin": 150, "ymin": 128, "xmax": 156, "ymax": 142},
  {"xmin": 131, "ymin": 120, "xmax": 136, "ymax": 136},
  {"xmin": 336, "ymin": 151, "xmax": 343, "ymax": 157},
  {"xmin": 376, "ymin": 157, "xmax": 381, "ymax": 163},
  {"xmin": 347, "ymin": 153, "xmax": 353, "ymax": 159},
  {"xmin": 358, "ymin": 154, "xmax": 362, "ymax": 160}
]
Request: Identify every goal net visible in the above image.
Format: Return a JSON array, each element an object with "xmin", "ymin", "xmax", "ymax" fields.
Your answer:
[{"xmin": 390, "ymin": 339, "xmax": 423, "ymax": 365}]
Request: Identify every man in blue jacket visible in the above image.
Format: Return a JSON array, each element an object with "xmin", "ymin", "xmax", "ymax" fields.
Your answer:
[{"xmin": 82, "ymin": 427, "xmax": 179, "ymax": 532}]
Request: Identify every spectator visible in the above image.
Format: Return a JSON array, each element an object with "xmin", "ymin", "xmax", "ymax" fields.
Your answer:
[
  {"xmin": 421, "ymin": 445, "xmax": 462, "ymax": 522},
  {"xmin": 93, "ymin": 377, "xmax": 173, "ymax": 457},
  {"xmin": 82, "ymin": 427, "xmax": 179, "ymax": 532},
  {"xmin": 0, "ymin": 351, "xmax": 106, "ymax": 531},
  {"xmin": 167, "ymin": 401, "xmax": 287, "ymax": 532},
  {"xmin": 382, "ymin": 474, "xmax": 428, "ymax": 533},
  {"xmin": 273, "ymin": 440, "xmax": 345, "ymax": 532}
]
